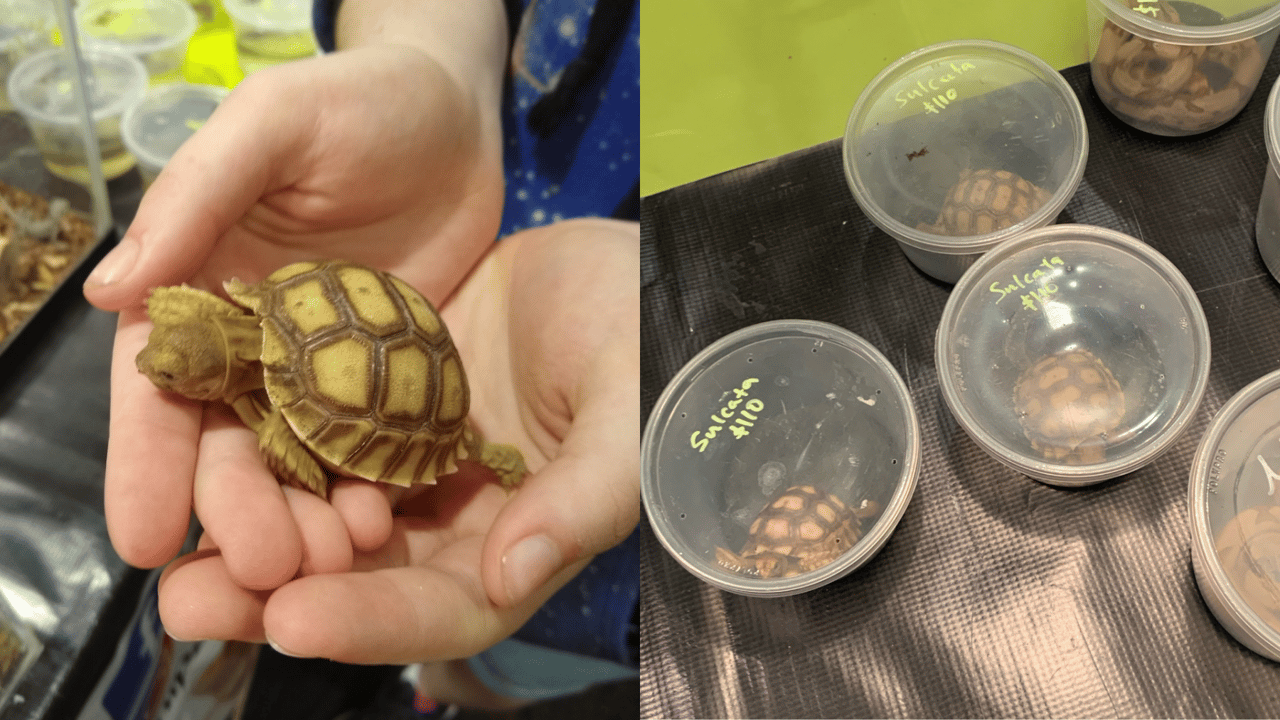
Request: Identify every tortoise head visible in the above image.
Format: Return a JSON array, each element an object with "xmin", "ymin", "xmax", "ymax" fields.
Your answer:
[
  {"xmin": 137, "ymin": 321, "xmax": 232, "ymax": 400},
  {"xmin": 137, "ymin": 285, "xmax": 252, "ymax": 401}
]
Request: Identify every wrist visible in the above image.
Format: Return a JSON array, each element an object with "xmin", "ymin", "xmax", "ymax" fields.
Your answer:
[{"xmin": 332, "ymin": 0, "xmax": 508, "ymax": 121}]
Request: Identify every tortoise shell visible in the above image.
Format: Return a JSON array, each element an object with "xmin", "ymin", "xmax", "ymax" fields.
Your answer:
[
  {"xmin": 917, "ymin": 168, "xmax": 1051, "ymax": 237},
  {"xmin": 1215, "ymin": 505, "xmax": 1280, "ymax": 621},
  {"xmin": 227, "ymin": 260, "xmax": 470, "ymax": 486},
  {"xmin": 715, "ymin": 484, "xmax": 867, "ymax": 579},
  {"xmin": 1013, "ymin": 348, "xmax": 1126, "ymax": 465}
]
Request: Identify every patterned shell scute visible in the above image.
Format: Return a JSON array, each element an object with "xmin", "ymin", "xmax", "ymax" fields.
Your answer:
[
  {"xmin": 918, "ymin": 168, "xmax": 1052, "ymax": 237},
  {"xmin": 1014, "ymin": 348, "xmax": 1126, "ymax": 465},
  {"xmin": 716, "ymin": 484, "xmax": 861, "ymax": 579},
  {"xmin": 252, "ymin": 260, "xmax": 468, "ymax": 486}
]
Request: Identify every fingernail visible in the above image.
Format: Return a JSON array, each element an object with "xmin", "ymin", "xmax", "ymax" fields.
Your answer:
[
  {"xmin": 267, "ymin": 635, "xmax": 308, "ymax": 658},
  {"xmin": 85, "ymin": 236, "xmax": 139, "ymax": 288},
  {"xmin": 165, "ymin": 627, "xmax": 195, "ymax": 643},
  {"xmin": 502, "ymin": 535, "xmax": 562, "ymax": 606}
]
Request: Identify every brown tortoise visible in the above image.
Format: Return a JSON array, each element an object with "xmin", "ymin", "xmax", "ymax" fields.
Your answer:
[
  {"xmin": 715, "ymin": 484, "xmax": 880, "ymax": 579},
  {"xmin": 1013, "ymin": 348, "xmax": 1127, "ymax": 465},
  {"xmin": 136, "ymin": 259, "xmax": 527, "ymax": 499},
  {"xmin": 917, "ymin": 168, "xmax": 1052, "ymax": 237}
]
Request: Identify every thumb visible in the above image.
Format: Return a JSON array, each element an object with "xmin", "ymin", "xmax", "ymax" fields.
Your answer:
[
  {"xmin": 481, "ymin": 371, "xmax": 640, "ymax": 609},
  {"xmin": 81, "ymin": 75, "xmax": 296, "ymax": 310}
]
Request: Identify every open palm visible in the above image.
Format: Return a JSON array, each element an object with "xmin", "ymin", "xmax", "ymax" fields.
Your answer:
[{"xmin": 109, "ymin": 220, "xmax": 639, "ymax": 662}]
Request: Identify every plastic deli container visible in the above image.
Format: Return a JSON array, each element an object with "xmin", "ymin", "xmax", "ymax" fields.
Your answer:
[
  {"xmin": 936, "ymin": 224, "xmax": 1210, "ymax": 486},
  {"xmin": 1257, "ymin": 74, "xmax": 1280, "ymax": 283},
  {"xmin": 121, "ymin": 82, "xmax": 228, "ymax": 186},
  {"xmin": 1189, "ymin": 369, "xmax": 1280, "ymax": 661},
  {"xmin": 843, "ymin": 40, "xmax": 1088, "ymax": 284},
  {"xmin": 641, "ymin": 320, "xmax": 921, "ymax": 597},
  {"xmin": 75, "ymin": 0, "xmax": 199, "ymax": 84},
  {"xmin": 1086, "ymin": 0, "xmax": 1280, "ymax": 136},
  {"xmin": 7, "ymin": 47, "xmax": 148, "ymax": 183}
]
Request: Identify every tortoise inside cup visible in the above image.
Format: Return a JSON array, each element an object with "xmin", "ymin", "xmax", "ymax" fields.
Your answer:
[{"xmin": 1086, "ymin": 0, "xmax": 1280, "ymax": 136}]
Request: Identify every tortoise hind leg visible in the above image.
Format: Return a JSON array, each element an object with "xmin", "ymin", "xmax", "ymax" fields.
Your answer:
[
  {"xmin": 478, "ymin": 441, "xmax": 528, "ymax": 488},
  {"xmin": 257, "ymin": 408, "xmax": 330, "ymax": 499}
]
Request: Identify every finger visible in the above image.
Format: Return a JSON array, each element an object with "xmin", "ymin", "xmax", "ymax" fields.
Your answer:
[
  {"xmin": 481, "ymin": 347, "xmax": 640, "ymax": 608},
  {"xmin": 261, "ymin": 547, "xmax": 588, "ymax": 664},
  {"xmin": 281, "ymin": 485, "xmax": 353, "ymax": 577},
  {"xmin": 193, "ymin": 404, "xmax": 302, "ymax": 590},
  {"xmin": 158, "ymin": 549, "xmax": 268, "ymax": 643},
  {"xmin": 328, "ymin": 477, "xmax": 396, "ymax": 553},
  {"xmin": 82, "ymin": 73, "xmax": 302, "ymax": 309},
  {"xmin": 104, "ymin": 309, "xmax": 199, "ymax": 568}
]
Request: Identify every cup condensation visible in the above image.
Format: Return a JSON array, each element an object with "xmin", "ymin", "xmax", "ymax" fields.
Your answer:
[
  {"xmin": 8, "ymin": 47, "xmax": 148, "ymax": 183},
  {"xmin": 1189, "ymin": 369, "xmax": 1280, "ymax": 661},
  {"xmin": 121, "ymin": 82, "xmax": 227, "ymax": 186},
  {"xmin": 641, "ymin": 320, "xmax": 921, "ymax": 597},
  {"xmin": 1086, "ymin": 0, "xmax": 1280, "ymax": 136},
  {"xmin": 935, "ymin": 224, "xmax": 1210, "ymax": 486},
  {"xmin": 842, "ymin": 40, "xmax": 1088, "ymax": 284},
  {"xmin": 75, "ymin": 0, "xmax": 199, "ymax": 84},
  {"xmin": 221, "ymin": 0, "xmax": 317, "ymax": 75}
]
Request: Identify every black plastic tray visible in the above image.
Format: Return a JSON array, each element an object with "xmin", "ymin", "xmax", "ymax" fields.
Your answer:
[{"xmin": 641, "ymin": 56, "xmax": 1280, "ymax": 718}]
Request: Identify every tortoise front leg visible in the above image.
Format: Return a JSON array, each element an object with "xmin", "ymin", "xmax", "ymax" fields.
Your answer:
[{"xmin": 257, "ymin": 407, "xmax": 330, "ymax": 499}]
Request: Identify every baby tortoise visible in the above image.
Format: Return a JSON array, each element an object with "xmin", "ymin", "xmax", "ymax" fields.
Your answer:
[
  {"xmin": 1014, "ymin": 348, "xmax": 1126, "ymax": 465},
  {"xmin": 1215, "ymin": 505, "xmax": 1280, "ymax": 622},
  {"xmin": 137, "ymin": 259, "xmax": 527, "ymax": 499},
  {"xmin": 715, "ymin": 484, "xmax": 880, "ymax": 579},
  {"xmin": 1091, "ymin": 0, "xmax": 1264, "ymax": 134},
  {"xmin": 917, "ymin": 168, "xmax": 1051, "ymax": 237}
]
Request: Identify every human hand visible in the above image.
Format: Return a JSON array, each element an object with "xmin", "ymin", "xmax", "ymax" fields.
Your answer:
[
  {"xmin": 149, "ymin": 219, "xmax": 640, "ymax": 662},
  {"xmin": 85, "ymin": 43, "xmax": 507, "ymax": 587}
]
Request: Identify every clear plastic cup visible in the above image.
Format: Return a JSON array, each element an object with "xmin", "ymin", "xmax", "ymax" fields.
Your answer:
[
  {"xmin": 1189, "ymin": 368, "xmax": 1280, "ymax": 662},
  {"xmin": 641, "ymin": 320, "xmax": 922, "ymax": 597},
  {"xmin": 935, "ymin": 224, "xmax": 1210, "ymax": 486},
  {"xmin": 121, "ymin": 81, "xmax": 227, "ymax": 186},
  {"xmin": 221, "ymin": 0, "xmax": 317, "ymax": 76},
  {"xmin": 75, "ymin": 0, "xmax": 199, "ymax": 84},
  {"xmin": 0, "ymin": 0, "xmax": 54, "ymax": 111},
  {"xmin": 842, "ymin": 40, "xmax": 1089, "ymax": 285},
  {"xmin": 7, "ymin": 47, "xmax": 148, "ymax": 184},
  {"xmin": 1086, "ymin": 0, "xmax": 1280, "ymax": 136},
  {"xmin": 1257, "ymin": 74, "xmax": 1280, "ymax": 282}
]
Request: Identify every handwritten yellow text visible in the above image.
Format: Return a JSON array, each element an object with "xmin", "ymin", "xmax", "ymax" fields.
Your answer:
[
  {"xmin": 1133, "ymin": 0, "xmax": 1161, "ymax": 17},
  {"xmin": 690, "ymin": 378, "xmax": 763, "ymax": 452},
  {"xmin": 988, "ymin": 256, "xmax": 1065, "ymax": 310},
  {"xmin": 895, "ymin": 61, "xmax": 978, "ymax": 115}
]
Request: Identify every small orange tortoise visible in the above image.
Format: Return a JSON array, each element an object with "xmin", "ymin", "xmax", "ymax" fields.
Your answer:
[{"xmin": 136, "ymin": 259, "xmax": 527, "ymax": 499}]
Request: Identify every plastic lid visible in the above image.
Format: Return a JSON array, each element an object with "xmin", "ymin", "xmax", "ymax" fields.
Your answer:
[
  {"xmin": 6, "ymin": 47, "xmax": 148, "ymax": 125},
  {"xmin": 1266, "ymin": 75, "xmax": 1280, "ymax": 171},
  {"xmin": 121, "ymin": 82, "xmax": 228, "ymax": 170},
  {"xmin": 0, "ymin": 0, "xmax": 54, "ymax": 48},
  {"xmin": 641, "ymin": 320, "xmax": 921, "ymax": 597},
  {"xmin": 1189, "ymin": 369, "xmax": 1280, "ymax": 661},
  {"xmin": 936, "ymin": 224, "xmax": 1210, "ymax": 486},
  {"xmin": 842, "ymin": 40, "xmax": 1087, "ymax": 255},
  {"xmin": 1091, "ymin": 0, "xmax": 1280, "ymax": 45},
  {"xmin": 76, "ymin": 0, "xmax": 199, "ymax": 55},
  {"xmin": 222, "ymin": 0, "xmax": 314, "ymax": 31}
]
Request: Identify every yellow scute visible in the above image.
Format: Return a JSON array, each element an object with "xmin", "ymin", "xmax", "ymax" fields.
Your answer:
[
  {"xmin": 436, "ymin": 354, "xmax": 466, "ymax": 423},
  {"xmin": 282, "ymin": 279, "xmax": 341, "ymax": 335},
  {"xmin": 381, "ymin": 344, "xmax": 429, "ymax": 418},
  {"xmin": 310, "ymin": 336, "xmax": 373, "ymax": 410},
  {"xmin": 339, "ymin": 266, "xmax": 406, "ymax": 335},
  {"xmin": 389, "ymin": 276, "xmax": 442, "ymax": 337}
]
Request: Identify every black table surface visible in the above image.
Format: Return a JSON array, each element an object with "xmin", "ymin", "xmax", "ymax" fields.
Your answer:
[{"xmin": 639, "ymin": 56, "xmax": 1280, "ymax": 719}]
